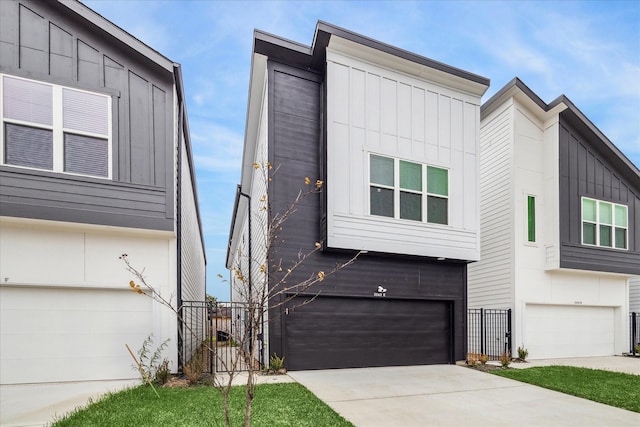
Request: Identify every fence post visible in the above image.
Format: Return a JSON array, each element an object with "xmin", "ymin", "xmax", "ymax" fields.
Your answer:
[
  {"xmin": 633, "ymin": 312, "xmax": 637, "ymax": 356},
  {"xmin": 480, "ymin": 308, "xmax": 484, "ymax": 355},
  {"xmin": 506, "ymin": 308, "xmax": 512, "ymax": 356}
]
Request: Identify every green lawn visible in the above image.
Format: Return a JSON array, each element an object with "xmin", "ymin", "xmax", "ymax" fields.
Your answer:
[
  {"xmin": 52, "ymin": 383, "xmax": 353, "ymax": 426},
  {"xmin": 491, "ymin": 366, "xmax": 640, "ymax": 413}
]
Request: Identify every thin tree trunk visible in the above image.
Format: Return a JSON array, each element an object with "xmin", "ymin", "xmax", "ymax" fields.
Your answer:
[{"xmin": 244, "ymin": 363, "xmax": 255, "ymax": 427}]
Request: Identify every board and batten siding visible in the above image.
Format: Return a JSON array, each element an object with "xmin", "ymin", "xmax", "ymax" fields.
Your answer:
[
  {"xmin": 0, "ymin": 0, "xmax": 175, "ymax": 231},
  {"xmin": 558, "ymin": 114, "xmax": 640, "ymax": 275},
  {"xmin": 467, "ymin": 100, "xmax": 514, "ymax": 309},
  {"xmin": 325, "ymin": 49, "xmax": 481, "ymax": 260}
]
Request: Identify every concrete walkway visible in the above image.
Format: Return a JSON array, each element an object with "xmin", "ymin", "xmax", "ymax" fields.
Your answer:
[
  {"xmin": 289, "ymin": 364, "xmax": 640, "ymax": 426},
  {"xmin": 509, "ymin": 355, "xmax": 639, "ymax": 375}
]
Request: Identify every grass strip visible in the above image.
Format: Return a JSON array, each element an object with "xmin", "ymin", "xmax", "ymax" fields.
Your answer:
[
  {"xmin": 53, "ymin": 382, "xmax": 353, "ymax": 426},
  {"xmin": 491, "ymin": 366, "xmax": 640, "ymax": 413}
]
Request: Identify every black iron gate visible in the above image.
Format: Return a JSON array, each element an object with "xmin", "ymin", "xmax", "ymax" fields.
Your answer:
[
  {"xmin": 180, "ymin": 301, "xmax": 262, "ymax": 374},
  {"xmin": 468, "ymin": 308, "xmax": 511, "ymax": 360}
]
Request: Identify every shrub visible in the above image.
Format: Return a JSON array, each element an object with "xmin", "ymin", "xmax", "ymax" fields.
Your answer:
[
  {"xmin": 154, "ymin": 359, "xmax": 171, "ymax": 385},
  {"xmin": 184, "ymin": 352, "xmax": 204, "ymax": 384},
  {"xmin": 500, "ymin": 351, "xmax": 511, "ymax": 368},
  {"xmin": 479, "ymin": 354, "xmax": 489, "ymax": 365},
  {"xmin": 466, "ymin": 353, "xmax": 480, "ymax": 365},
  {"xmin": 133, "ymin": 334, "xmax": 170, "ymax": 384},
  {"xmin": 269, "ymin": 353, "xmax": 285, "ymax": 373},
  {"xmin": 517, "ymin": 346, "xmax": 528, "ymax": 361},
  {"xmin": 635, "ymin": 344, "xmax": 640, "ymax": 354}
]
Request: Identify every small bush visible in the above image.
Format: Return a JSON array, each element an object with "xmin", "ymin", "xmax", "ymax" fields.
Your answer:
[
  {"xmin": 184, "ymin": 352, "xmax": 204, "ymax": 384},
  {"xmin": 269, "ymin": 353, "xmax": 285, "ymax": 373},
  {"xmin": 479, "ymin": 354, "xmax": 489, "ymax": 365},
  {"xmin": 635, "ymin": 344, "xmax": 640, "ymax": 354},
  {"xmin": 466, "ymin": 353, "xmax": 480, "ymax": 365},
  {"xmin": 517, "ymin": 346, "xmax": 528, "ymax": 361},
  {"xmin": 133, "ymin": 334, "xmax": 170, "ymax": 384},
  {"xmin": 154, "ymin": 359, "xmax": 171, "ymax": 385},
  {"xmin": 500, "ymin": 351, "xmax": 511, "ymax": 368}
]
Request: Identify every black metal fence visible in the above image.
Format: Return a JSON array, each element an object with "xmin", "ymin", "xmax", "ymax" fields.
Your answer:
[
  {"xmin": 468, "ymin": 308, "xmax": 511, "ymax": 360},
  {"xmin": 631, "ymin": 312, "xmax": 639, "ymax": 356},
  {"xmin": 179, "ymin": 301, "xmax": 261, "ymax": 374}
]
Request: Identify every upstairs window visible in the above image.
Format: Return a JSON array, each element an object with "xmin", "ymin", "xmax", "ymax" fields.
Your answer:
[
  {"xmin": 369, "ymin": 154, "xmax": 448, "ymax": 225},
  {"xmin": 581, "ymin": 197, "xmax": 627, "ymax": 250},
  {"xmin": 1, "ymin": 74, "xmax": 111, "ymax": 178}
]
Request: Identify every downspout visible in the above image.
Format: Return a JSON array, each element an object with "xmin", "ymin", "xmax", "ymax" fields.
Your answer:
[{"xmin": 174, "ymin": 65, "xmax": 184, "ymax": 373}]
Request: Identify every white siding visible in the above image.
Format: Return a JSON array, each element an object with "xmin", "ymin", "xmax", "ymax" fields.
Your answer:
[
  {"xmin": 180, "ymin": 141, "xmax": 205, "ymax": 302},
  {"xmin": 467, "ymin": 101, "xmax": 514, "ymax": 309},
  {"xmin": 630, "ymin": 277, "xmax": 640, "ymax": 313},
  {"xmin": 325, "ymin": 48, "xmax": 482, "ymax": 260}
]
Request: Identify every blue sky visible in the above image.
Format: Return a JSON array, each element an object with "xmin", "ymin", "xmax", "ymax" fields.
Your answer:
[{"xmin": 84, "ymin": 0, "xmax": 640, "ymax": 300}]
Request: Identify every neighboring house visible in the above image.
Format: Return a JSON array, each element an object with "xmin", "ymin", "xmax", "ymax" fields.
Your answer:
[
  {"xmin": 0, "ymin": 0, "xmax": 205, "ymax": 387},
  {"xmin": 227, "ymin": 22, "xmax": 489, "ymax": 370},
  {"xmin": 468, "ymin": 78, "xmax": 640, "ymax": 359},
  {"xmin": 631, "ymin": 277, "xmax": 640, "ymax": 313}
]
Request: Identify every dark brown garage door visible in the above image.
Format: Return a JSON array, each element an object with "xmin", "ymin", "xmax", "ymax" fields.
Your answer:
[{"xmin": 284, "ymin": 296, "xmax": 452, "ymax": 370}]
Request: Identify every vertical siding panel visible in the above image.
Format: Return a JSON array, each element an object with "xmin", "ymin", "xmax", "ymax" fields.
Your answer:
[
  {"xmin": 152, "ymin": 86, "xmax": 167, "ymax": 187},
  {"xmin": 463, "ymin": 102, "xmax": 477, "ymax": 155},
  {"xmin": 603, "ymin": 167, "xmax": 612, "ymax": 199},
  {"xmin": 426, "ymin": 91, "xmax": 438, "ymax": 160},
  {"xmin": 104, "ymin": 55, "xmax": 127, "ymax": 182},
  {"xmin": 77, "ymin": 40, "xmax": 100, "ymax": 87},
  {"xmin": 398, "ymin": 82, "xmax": 411, "ymax": 139},
  {"xmin": 49, "ymin": 23, "xmax": 72, "ymax": 78},
  {"xmin": 366, "ymin": 73, "xmax": 380, "ymax": 132},
  {"xmin": 586, "ymin": 151, "xmax": 596, "ymax": 195},
  {"xmin": 595, "ymin": 160, "xmax": 604, "ymax": 197},
  {"xmin": 19, "ymin": 4, "xmax": 47, "ymax": 74},
  {"xmin": 332, "ymin": 63, "xmax": 349, "ymax": 124},
  {"xmin": 412, "ymin": 87, "xmax": 425, "ymax": 143},
  {"xmin": 350, "ymin": 127, "xmax": 364, "ymax": 215},
  {"xmin": 381, "ymin": 78, "xmax": 397, "ymax": 136},
  {"xmin": 129, "ymin": 71, "xmax": 152, "ymax": 185},
  {"xmin": 350, "ymin": 68, "xmax": 365, "ymax": 129},
  {"xmin": 0, "ymin": 1, "xmax": 18, "ymax": 67},
  {"xmin": 450, "ymin": 98, "xmax": 463, "ymax": 152}
]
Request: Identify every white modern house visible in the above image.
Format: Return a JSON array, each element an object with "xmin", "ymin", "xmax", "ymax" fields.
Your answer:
[
  {"xmin": 468, "ymin": 78, "xmax": 640, "ymax": 359},
  {"xmin": 227, "ymin": 22, "xmax": 489, "ymax": 370},
  {"xmin": 0, "ymin": 0, "xmax": 205, "ymax": 398}
]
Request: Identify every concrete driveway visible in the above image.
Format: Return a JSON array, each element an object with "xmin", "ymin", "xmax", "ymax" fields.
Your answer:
[{"xmin": 288, "ymin": 364, "xmax": 640, "ymax": 426}]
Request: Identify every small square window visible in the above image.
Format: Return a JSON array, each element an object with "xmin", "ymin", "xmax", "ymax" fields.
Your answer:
[{"xmin": 370, "ymin": 187, "xmax": 394, "ymax": 217}]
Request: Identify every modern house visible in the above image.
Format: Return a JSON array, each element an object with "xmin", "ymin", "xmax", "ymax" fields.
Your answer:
[
  {"xmin": 227, "ymin": 22, "xmax": 489, "ymax": 370},
  {"xmin": 0, "ymin": 0, "xmax": 205, "ymax": 389},
  {"xmin": 468, "ymin": 78, "xmax": 640, "ymax": 359}
]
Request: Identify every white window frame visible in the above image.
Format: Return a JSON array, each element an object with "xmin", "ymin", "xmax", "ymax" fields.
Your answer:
[
  {"xmin": 368, "ymin": 153, "xmax": 449, "ymax": 225},
  {"xmin": 525, "ymin": 194, "xmax": 537, "ymax": 245},
  {"xmin": 0, "ymin": 73, "xmax": 112, "ymax": 179},
  {"xmin": 580, "ymin": 196, "xmax": 628, "ymax": 250}
]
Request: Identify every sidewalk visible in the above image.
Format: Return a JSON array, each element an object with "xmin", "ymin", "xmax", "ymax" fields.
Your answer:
[{"xmin": 508, "ymin": 355, "xmax": 639, "ymax": 375}]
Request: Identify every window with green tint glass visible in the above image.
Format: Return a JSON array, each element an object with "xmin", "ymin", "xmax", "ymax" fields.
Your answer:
[
  {"xmin": 427, "ymin": 166, "xmax": 448, "ymax": 196},
  {"xmin": 527, "ymin": 195, "xmax": 536, "ymax": 243},
  {"xmin": 581, "ymin": 197, "xmax": 627, "ymax": 249},
  {"xmin": 369, "ymin": 154, "xmax": 448, "ymax": 224}
]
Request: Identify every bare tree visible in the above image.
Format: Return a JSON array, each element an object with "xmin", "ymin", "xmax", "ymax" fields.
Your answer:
[{"xmin": 122, "ymin": 162, "xmax": 359, "ymax": 427}]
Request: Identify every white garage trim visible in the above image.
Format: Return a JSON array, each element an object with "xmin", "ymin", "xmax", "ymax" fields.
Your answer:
[{"xmin": 524, "ymin": 304, "xmax": 615, "ymax": 359}]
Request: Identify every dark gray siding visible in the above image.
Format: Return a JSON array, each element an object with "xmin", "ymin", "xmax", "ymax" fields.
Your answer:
[
  {"xmin": 558, "ymin": 113, "xmax": 640, "ymax": 274},
  {"xmin": 0, "ymin": 0, "xmax": 174, "ymax": 230},
  {"xmin": 267, "ymin": 61, "xmax": 468, "ymax": 368}
]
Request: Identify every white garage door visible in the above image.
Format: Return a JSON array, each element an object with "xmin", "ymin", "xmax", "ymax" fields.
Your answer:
[
  {"xmin": 0, "ymin": 287, "xmax": 152, "ymax": 385},
  {"xmin": 524, "ymin": 304, "xmax": 615, "ymax": 359}
]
